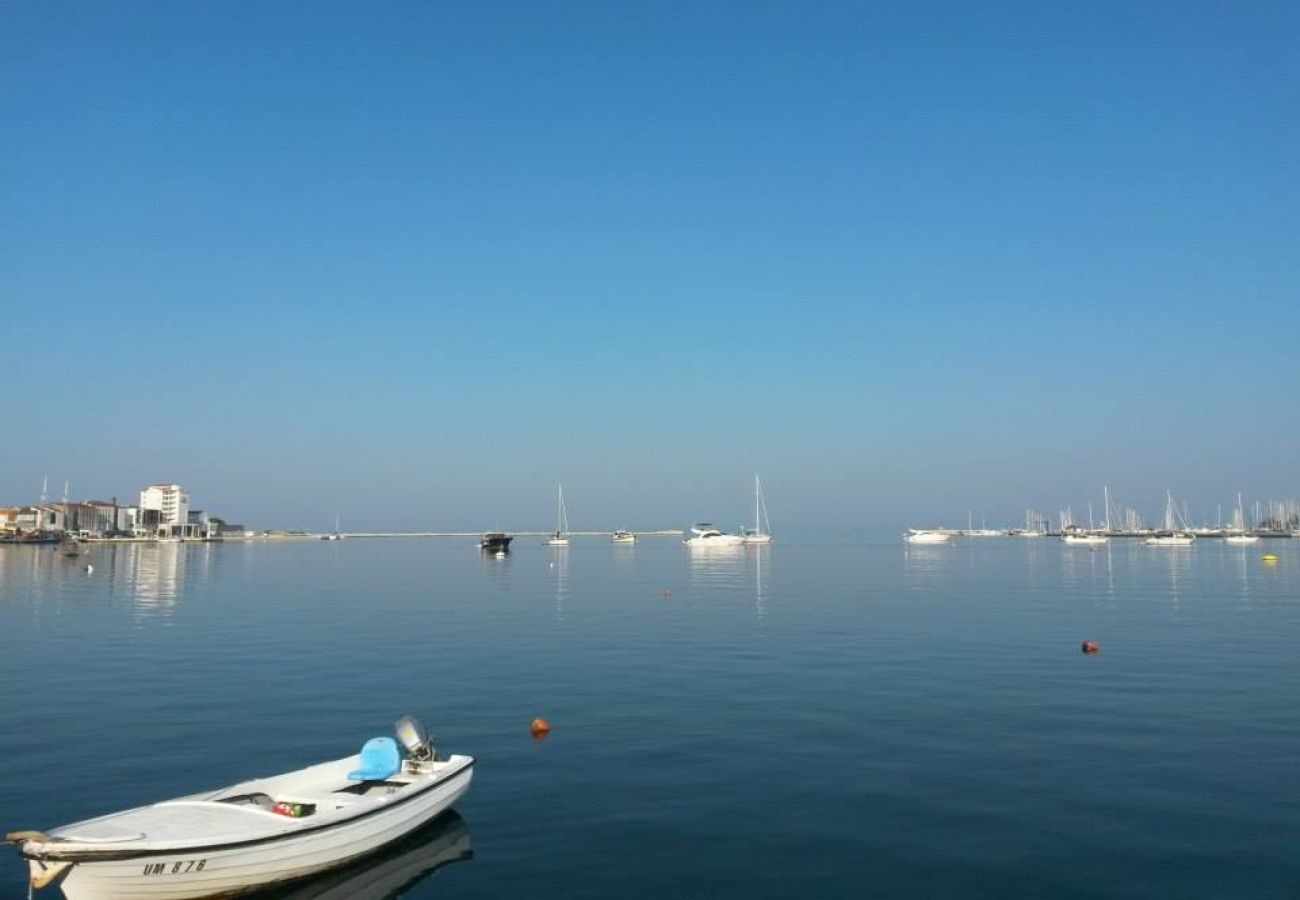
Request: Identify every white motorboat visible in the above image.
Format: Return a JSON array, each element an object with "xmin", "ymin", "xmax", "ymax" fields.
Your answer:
[
  {"xmin": 741, "ymin": 475, "xmax": 774, "ymax": 544},
  {"xmin": 904, "ymin": 529, "xmax": 951, "ymax": 544},
  {"xmin": 544, "ymin": 484, "xmax": 570, "ymax": 546},
  {"xmin": 684, "ymin": 524, "xmax": 746, "ymax": 547},
  {"xmin": 7, "ymin": 716, "xmax": 472, "ymax": 900},
  {"xmin": 610, "ymin": 530, "xmax": 636, "ymax": 544}
]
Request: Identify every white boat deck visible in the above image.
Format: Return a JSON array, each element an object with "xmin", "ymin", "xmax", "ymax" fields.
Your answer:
[{"xmin": 47, "ymin": 755, "xmax": 466, "ymax": 853}]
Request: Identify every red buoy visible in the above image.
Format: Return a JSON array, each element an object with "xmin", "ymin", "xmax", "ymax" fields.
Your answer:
[
  {"xmin": 1081, "ymin": 640, "xmax": 1100, "ymax": 654},
  {"xmin": 530, "ymin": 717, "xmax": 551, "ymax": 738}
]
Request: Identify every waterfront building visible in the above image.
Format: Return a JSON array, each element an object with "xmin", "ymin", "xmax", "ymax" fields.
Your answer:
[{"xmin": 139, "ymin": 483, "xmax": 190, "ymax": 538}]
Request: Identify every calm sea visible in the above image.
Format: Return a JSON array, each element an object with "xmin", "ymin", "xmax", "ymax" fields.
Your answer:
[{"xmin": 1, "ymin": 536, "xmax": 1298, "ymax": 899}]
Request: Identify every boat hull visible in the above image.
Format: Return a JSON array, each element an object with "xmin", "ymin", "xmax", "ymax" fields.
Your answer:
[
  {"xmin": 684, "ymin": 536, "xmax": 746, "ymax": 547},
  {"xmin": 25, "ymin": 766, "xmax": 472, "ymax": 900},
  {"xmin": 904, "ymin": 532, "xmax": 950, "ymax": 544}
]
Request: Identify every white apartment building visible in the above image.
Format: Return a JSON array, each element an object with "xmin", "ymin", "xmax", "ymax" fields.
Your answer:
[{"xmin": 139, "ymin": 483, "xmax": 190, "ymax": 537}]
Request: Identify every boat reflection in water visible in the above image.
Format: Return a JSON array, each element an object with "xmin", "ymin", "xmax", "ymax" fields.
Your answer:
[{"xmin": 258, "ymin": 812, "xmax": 472, "ymax": 900}]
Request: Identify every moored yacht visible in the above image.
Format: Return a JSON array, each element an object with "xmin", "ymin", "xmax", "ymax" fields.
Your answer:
[
  {"xmin": 1060, "ymin": 527, "xmax": 1109, "ymax": 546},
  {"xmin": 684, "ymin": 524, "xmax": 745, "ymax": 547},
  {"xmin": 479, "ymin": 532, "xmax": 512, "ymax": 553},
  {"xmin": 1222, "ymin": 492, "xmax": 1259, "ymax": 544},
  {"xmin": 741, "ymin": 475, "xmax": 774, "ymax": 544},
  {"xmin": 610, "ymin": 530, "xmax": 636, "ymax": 544},
  {"xmin": 543, "ymin": 485, "xmax": 571, "ymax": 546},
  {"xmin": 904, "ymin": 529, "xmax": 951, "ymax": 544},
  {"xmin": 1145, "ymin": 490, "xmax": 1196, "ymax": 546}
]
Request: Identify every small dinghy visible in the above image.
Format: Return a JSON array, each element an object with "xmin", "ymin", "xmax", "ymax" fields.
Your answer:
[{"xmin": 6, "ymin": 716, "xmax": 472, "ymax": 900}]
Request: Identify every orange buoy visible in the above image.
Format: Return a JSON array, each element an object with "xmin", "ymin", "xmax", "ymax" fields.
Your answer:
[
  {"xmin": 530, "ymin": 717, "xmax": 551, "ymax": 738},
  {"xmin": 1081, "ymin": 640, "xmax": 1100, "ymax": 654}
]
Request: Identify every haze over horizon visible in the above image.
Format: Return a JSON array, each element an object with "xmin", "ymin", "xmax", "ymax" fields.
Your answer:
[{"xmin": 3, "ymin": 3, "xmax": 1296, "ymax": 533}]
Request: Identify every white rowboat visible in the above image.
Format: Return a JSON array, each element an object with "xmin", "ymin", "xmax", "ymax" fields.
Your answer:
[{"xmin": 7, "ymin": 716, "xmax": 472, "ymax": 900}]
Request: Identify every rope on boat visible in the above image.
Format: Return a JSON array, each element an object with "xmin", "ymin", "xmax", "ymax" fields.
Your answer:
[{"xmin": 4, "ymin": 831, "xmax": 49, "ymax": 844}]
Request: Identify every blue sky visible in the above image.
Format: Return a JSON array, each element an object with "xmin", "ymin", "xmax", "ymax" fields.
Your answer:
[{"xmin": 2, "ymin": 2, "xmax": 1296, "ymax": 532}]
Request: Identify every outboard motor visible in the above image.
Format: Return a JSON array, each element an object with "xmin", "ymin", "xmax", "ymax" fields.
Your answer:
[{"xmin": 395, "ymin": 715, "xmax": 435, "ymax": 761}]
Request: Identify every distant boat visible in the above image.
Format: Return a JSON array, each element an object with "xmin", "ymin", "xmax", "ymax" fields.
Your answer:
[
  {"xmin": 1013, "ymin": 510, "xmax": 1047, "ymax": 537},
  {"xmin": 0, "ymin": 532, "xmax": 61, "ymax": 545},
  {"xmin": 1060, "ymin": 527, "xmax": 1108, "ymax": 546},
  {"xmin": 1145, "ymin": 491, "xmax": 1196, "ymax": 546},
  {"xmin": 479, "ymin": 532, "xmax": 512, "ymax": 553},
  {"xmin": 610, "ymin": 530, "xmax": 636, "ymax": 544},
  {"xmin": 1223, "ymin": 492, "xmax": 1259, "ymax": 544},
  {"xmin": 322, "ymin": 512, "xmax": 344, "ymax": 540},
  {"xmin": 961, "ymin": 511, "xmax": 1003, "ymax": 537},
  {"xmin": 741, "ymin": 475, "xmax": 773, "ymax": 544},
  {"xmin": 904, "ymin": 529, "xmax": 951, "ymax": 544},
  {"xmin": 544, "ymin": 485, "xmax": 570, "ymax": 546},
  {"xmin": 684, "ymin": 524, "xmax": 745, "ymax": 547}
]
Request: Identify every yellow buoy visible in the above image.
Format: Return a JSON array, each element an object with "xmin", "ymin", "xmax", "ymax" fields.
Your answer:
[{"xmin": 1262, "ymin": 554, "xmax": 1278, "ymax": 563}]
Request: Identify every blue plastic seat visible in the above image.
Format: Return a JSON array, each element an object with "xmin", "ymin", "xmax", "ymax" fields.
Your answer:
[{"xmin": 347, "ymin": 737, "xmax": 401, "ymax": 781}]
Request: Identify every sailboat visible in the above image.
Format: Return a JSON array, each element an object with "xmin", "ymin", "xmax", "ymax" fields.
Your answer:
[
  {"xmin": 545, "ymin": 485, "xmax": 570, "ymax": 546},
  {"xmin": 1062, "ymin": 490, "xmax": 1109, "ymax": 544},
  {"xmin": 1223, "ymin": 492, "xmax": 1259, "ymax": 544},
  {"xmin": 741, "ymin": 475, "xmax": 773, "ymax": 544},
  {"xmin": 321, "ymin": 511, "xmax": 343, "ymax": 540},
  {"xmin": 1144, "ymin": 491, "xmax": 1195, "ymax": 546}
]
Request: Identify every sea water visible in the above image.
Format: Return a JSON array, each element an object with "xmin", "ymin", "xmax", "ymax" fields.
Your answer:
[{"xmin": 1, "ymin": 537, "xmax": 1297, "ymax": 899}]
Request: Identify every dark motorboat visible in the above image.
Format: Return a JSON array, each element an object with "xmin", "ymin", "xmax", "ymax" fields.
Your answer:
[
  {"xmin": 479, "ymin": 532, "xmax": 512, "ymax": 553},
  {"xmin": 0, "ymin": 531, "xmax": 62, "ymax": 545}
]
